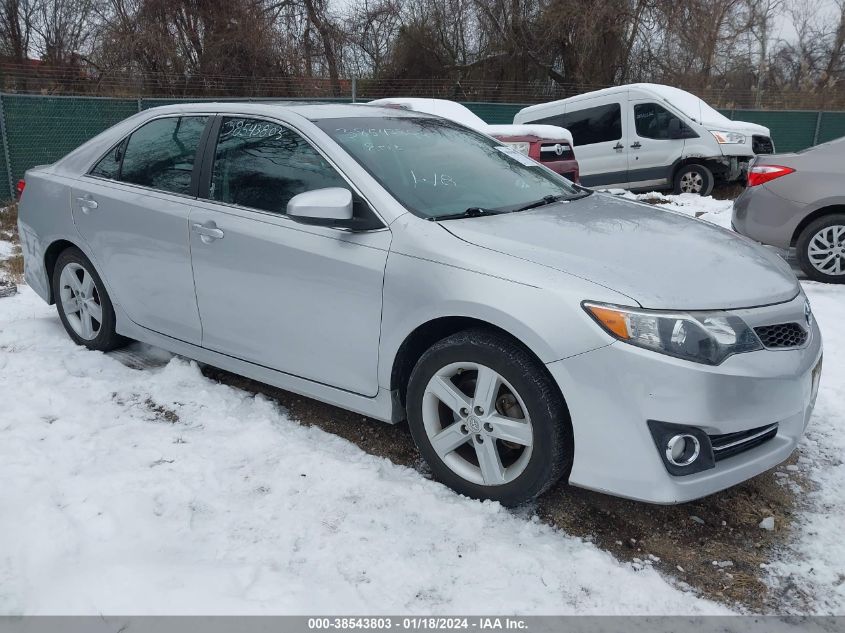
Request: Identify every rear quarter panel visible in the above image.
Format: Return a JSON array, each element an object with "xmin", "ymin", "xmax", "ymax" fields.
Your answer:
[{"xmin": 17, "ymin": 169, "xmax": 80, "ymax": 303}]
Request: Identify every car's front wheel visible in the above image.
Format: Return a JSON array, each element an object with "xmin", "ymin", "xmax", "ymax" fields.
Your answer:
[
  {"xmin": 673, "ymin": 164, "xmax": 714, "ymax": 196},
  {"xmin": 796, "ymin": 214, "xmax": 845, "ymax": 283},
  {"xmin": 406, "ymin": 329, "xmax": 573, "ymax": 506},
  {"xmin": 52, "ymin": 247, "xmax": 127, "ymax": 351}
]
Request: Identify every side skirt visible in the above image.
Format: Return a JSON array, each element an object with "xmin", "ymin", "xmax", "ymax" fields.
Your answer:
[{"xmin": 114, "ymin": 304, "xmax": 400, "ymax": 424}]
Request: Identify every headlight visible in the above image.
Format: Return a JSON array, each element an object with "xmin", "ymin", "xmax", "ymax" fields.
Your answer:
[
  {"xmin": 583, "ymin": 302, "xmax": 762, "ymax": 365},
  {"xmin": 502, "ymin": 141, "xmax": 531, "ymax": 155},
  {"xmin": 709, "ymin": 130, "xmax": 746, "ymax": 144}
]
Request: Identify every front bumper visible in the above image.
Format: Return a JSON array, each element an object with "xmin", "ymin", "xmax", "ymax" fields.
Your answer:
[
  {"xmin": 548, "ymin": 294, "xmax": 822, "ymax": 503},
  {"xmin": 541, "ymin": 158, "xmax": 580, "ymax": 183}
]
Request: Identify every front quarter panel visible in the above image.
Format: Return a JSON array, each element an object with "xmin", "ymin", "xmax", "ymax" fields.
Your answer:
[{"xmin": 378, "ymin": 215, "xmax": 630, "ymax": 389}]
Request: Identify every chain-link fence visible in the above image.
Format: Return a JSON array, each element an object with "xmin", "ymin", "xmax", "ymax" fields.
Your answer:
[
  {"xmin": 1, "ymin": 92, "xmax": 844, "ymax": 200},
  {"xmin": 5, "ymin": 62, "xmax": 845, "ymax": 110}
]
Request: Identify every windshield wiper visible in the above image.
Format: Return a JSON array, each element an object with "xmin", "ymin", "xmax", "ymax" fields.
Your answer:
[
  {"xmin": 429, "ymin": 207, "xmax": 502, "ymax": 221},
  {"xmin": 510, "ymin": 194, "xmax": 567, "ymax": 213},
  {"xmin": 513, "ymin": 189, "xmax": 594, "ymax": 211}
]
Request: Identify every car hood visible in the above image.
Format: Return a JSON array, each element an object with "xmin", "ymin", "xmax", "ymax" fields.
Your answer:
[
  {"xmin": 701, "ymin": 118, "xmax": 771, "ymax": 137},
  {"xmin": 440, "ymin": 194, "xmax": 799, "ymax": 310}
]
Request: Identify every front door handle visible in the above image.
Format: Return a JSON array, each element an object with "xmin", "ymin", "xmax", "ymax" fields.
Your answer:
[
  {"xmin": 630, "ymin": 141, "xmax": 642, "ymax": 149},
  {"xmin": 613, "ymin": 142, "xmax": 624, "ymax": 151},
  {"xmin": 192, "ymin": 222, "xmax": 225, "ymax": 243},
  {"xmin": 76, "ymin": 195, "xmax": 98, "ymax": 213}
]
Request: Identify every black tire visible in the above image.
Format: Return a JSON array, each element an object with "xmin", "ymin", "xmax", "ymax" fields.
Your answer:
[
  {"xmin": 673, "ymin": 164, "xmax": 714, "ymax": 196},
  {"xmin": 52, "ymin": 247, "xmax": 128, "ymax": 351},
  {"xmin": 796, "ymin": 213, "xmax": 845, "ymax": 284},
  {"xmin": 406, "ymin": 328, "xmax": 573, "ymax": 506}
]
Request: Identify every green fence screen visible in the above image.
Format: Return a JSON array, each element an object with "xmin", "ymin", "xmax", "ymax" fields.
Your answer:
[{"xmin": 1, "ymin": 93, "xmax": 843, "ymax": 200}]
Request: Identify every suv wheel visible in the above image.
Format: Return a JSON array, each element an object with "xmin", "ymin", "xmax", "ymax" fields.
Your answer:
[
  {"xmin": 52, "ymin": 247, "xmax": 128, "ymax": 350},
  {"xmin": 796, "ymin": 214, "xmax": 845, "ymax": 283},
  {"xmin": 673, "ymin": 164, "xmax": 714, "ymax": 196},
  {"xmin": 406, "ymin": 328, "xmax": 573, "ymax": 506}
]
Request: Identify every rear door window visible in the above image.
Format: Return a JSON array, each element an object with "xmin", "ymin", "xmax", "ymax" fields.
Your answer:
[
  {"xmin": 91, "ymin": 139, "xmax": 127, "ymax": 180},
  {"xmin": 117, "ymin": 116, "xmax": 208, "ymax": 195}
]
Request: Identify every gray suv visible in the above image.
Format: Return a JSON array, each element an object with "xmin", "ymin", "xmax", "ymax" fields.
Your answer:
[
  {"xmin": 18, "ymin": 103, "xmax": 822, "ymax": 506},
  {"xmin": 732, "ymin": 136, "xmax": 845, "ymax": 283}
]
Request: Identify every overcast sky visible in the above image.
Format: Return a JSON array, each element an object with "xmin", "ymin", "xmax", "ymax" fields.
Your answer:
[{"xmin": 772, "ymin": 0, "xmax": 841, "ymax": 43}]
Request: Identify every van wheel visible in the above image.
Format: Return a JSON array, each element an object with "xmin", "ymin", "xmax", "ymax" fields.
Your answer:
[
  {"xmin": 796, "ymin": 214, "xmax": 845, "ymax": 283},
  {"xmin": 406, "ymin": 328, "xmax": 573, "ymax": 506},
  {"xmin": 673, "ymin": 164, "xmax": 714, "ymax": 196},
  {"xmin": 52, "ymin": 247, "xmax": 128, "ymax": 351}
]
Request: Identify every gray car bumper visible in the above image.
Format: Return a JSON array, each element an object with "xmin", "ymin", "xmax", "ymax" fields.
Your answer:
[{"xmin": 732, "ymin": 185, "xmax": 805, "ymax": 250}]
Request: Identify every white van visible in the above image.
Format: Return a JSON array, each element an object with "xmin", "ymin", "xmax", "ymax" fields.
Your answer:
[{"xmin": 514, "ymin": 83, "xmax": 774, "ymax": 195}]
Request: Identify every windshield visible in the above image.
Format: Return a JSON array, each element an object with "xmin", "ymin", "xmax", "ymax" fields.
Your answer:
[{"xmin": 314, "ymin": 116, "xmax": 582, "ymax": 219}]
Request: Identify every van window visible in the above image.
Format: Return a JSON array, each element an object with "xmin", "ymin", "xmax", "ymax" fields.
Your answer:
[
  {"xmin": 535, "ymin": 103, "xmax": 621, "ymax": 147},
  {"xmin": 634, "ymin": 103, "xmax": 697, "ymax": 140}
]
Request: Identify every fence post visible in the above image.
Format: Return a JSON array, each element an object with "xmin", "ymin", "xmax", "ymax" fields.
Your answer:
[
  {"xmin": 351, "ymin": 77, "xmax": 357, "ymax": 103},
  {"xmin": 137, "ymin": 97, "xmax": 142, "ymax": 113},
  {"xmin": 813, "ymin": 111, "xmax": 822, "ymax": 146},
  {"xmin": 0, "ymin": 94, "xmax": 14, "ymax": 199}
]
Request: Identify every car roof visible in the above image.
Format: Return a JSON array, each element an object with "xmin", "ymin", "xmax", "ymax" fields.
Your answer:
[{"xmin": 139, "ymin": 101, "xmax": 436, "ymax": 121}]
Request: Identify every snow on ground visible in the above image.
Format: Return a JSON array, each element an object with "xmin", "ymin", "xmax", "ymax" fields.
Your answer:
[
  {"xmin": 763, "ymin": 281, "xmax": 845, "ymax": 613},
  {"xmin": 0, "ymin": 287, "xmax": 727, "ymax": 615},
  {"xmin": 0, "ymin": 193, "xmax": 843, "ymax": 615}
]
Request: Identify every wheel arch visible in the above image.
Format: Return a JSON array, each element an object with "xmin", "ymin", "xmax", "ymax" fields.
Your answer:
[
  {"xmin": 43, "ymin": 238, "xmax": 80, "ymax": 304},
  {"xmin": 791, "ymin": 204, "xmax": 845, "ymax": 246},
  {"xmin": 389, "ymin": 316, "xmax": 567, "ymax": 419}
]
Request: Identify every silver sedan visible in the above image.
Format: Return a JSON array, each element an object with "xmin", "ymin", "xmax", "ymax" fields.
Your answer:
[{"xmin": 18, "ymin": 103, "xmax": 822, "ymax": 505}]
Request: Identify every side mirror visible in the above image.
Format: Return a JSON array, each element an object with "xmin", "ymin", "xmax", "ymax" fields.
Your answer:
[
  {"xmin": 288, "ymin": 187, "xmax": 353, "ymax": 222},
  {"xmin": 287, "ymin": 187, "xmax": 383, "ymax": 231}
]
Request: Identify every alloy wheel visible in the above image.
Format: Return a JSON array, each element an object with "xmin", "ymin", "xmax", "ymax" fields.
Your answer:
[
  {"xmin": 59, "ymin": 262, "xmax": 103, "ymax": 340},
  {"xmin": 807, "ymin": 225, "xmax": 845, "ymax": 276},
  {"xmin": 422, "ymin": 362, "xmax": 533, "ymax": 486},
  {"xmin": 679, "ymin": 171, "xmax": 704, "ymax": 193}
]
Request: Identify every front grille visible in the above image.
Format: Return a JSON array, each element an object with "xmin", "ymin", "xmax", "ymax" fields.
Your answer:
[
  {"xmin": 754, "ymin": 322, "xmax": 808, "ymax": 349},
  {"xmin": 752, "ymin": 135, "xmax": 774, "ymax": 154},
  {"xmin": 539, "ymin": 143, "xmax": 574, "ymax": 161},
  {"xmin": 710, "ymin": 423, "xmax": 778, "ymax": 462}
]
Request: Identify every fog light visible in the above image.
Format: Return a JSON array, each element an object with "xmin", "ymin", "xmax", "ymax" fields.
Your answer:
[
  {"xmin": 666, "ymin": 434, "xmax": 701, "ymax": 466},
  {"xmin": 647, "ymin": 420, "xmax": 715, "ymax": 476}
]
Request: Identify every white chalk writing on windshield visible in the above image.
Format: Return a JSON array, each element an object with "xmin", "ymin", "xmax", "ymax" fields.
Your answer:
[{"xmin": 410, "ymin": 171, "xmax": 456, "ymax": 187}]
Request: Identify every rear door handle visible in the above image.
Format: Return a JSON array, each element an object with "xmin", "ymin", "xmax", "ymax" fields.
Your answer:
[
  {"xmin": 192, "ymin": 222, "xmax": 225, "ymax": 243},
  {"xmin": 630, "ymin": 141, "xmax": 642, "ymax": 149},
  {"xmin": 76, "ymin": 195, "xmax": 98, "ymax": 213}
]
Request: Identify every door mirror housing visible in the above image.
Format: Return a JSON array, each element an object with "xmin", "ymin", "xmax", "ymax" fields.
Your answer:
[
  {"xmin": 287, "ymin": 187, "xmax": 383, "ymax": 231},
  {"xmin": 288, "ymin": 187, "xmax": 353, "ymax": 222}
]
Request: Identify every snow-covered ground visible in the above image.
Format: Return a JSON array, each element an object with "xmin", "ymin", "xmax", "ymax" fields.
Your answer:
[{"xmin": 0, "ymin": 194, "xmax": 843, "ymax": 615}]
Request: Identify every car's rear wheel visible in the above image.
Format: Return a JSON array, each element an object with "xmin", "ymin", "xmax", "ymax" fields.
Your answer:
[
  {"xmin": 673, "ymin": 164, "xmax": 714, "ymax": 196},
  {"xmin": 796, "ymin": 214, "xmax": 845, "ymax": 283},
  {"xmin": 406, "ymin": 328, "xmax": 572, "ymax": 506},
  {"xmin": 52, "ymin": 247, "xmax": 128, "ymax": 351}
]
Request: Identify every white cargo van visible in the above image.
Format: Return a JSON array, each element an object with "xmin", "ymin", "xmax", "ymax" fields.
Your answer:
[{"xmin": 514, "ymin": 83, "xmax": 774, "ymax": 195}]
